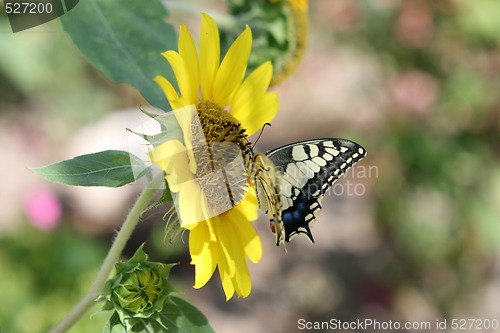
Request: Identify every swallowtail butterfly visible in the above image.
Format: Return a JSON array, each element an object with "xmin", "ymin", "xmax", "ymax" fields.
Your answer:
[{"xmin": 246, "ymin": 138, "xmax": 366, "ymax": 245}]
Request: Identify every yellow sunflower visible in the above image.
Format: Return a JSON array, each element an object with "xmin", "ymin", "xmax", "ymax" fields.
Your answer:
[{"xmin": 150, "ymin": 13, "xmax": 279, "ymax": 300}]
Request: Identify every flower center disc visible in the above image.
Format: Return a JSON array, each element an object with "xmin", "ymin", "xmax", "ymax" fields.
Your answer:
[
  {"xmin": 196, "ymin": 101, "xmax": 249, "ymax": 151},
  {"xmin": 193, "ymin": 101, "xmax": 251, "ymax": 211}
]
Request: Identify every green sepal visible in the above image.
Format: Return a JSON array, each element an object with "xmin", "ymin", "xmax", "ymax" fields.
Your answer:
[
  {"xmin": 30, "ymin": 150, "xmax": 148, "ymax": 187},
  {"xmin": 127, "ymin": 243, "xmax": 149, "ymax": 263},
  {"xmin": 127, "ymin": 128, "xmax": 173, "ymax": 148},
  {"xmin": 162, "ymin": 204, "xmax": 184, "ymax": 244},
  {"xmin": 144, "ymin": 181, "xmax": 173, "ymax": 214},
  {"xmin": 129, "ymin": 109, "xmax": 183, "ymax": 147}
]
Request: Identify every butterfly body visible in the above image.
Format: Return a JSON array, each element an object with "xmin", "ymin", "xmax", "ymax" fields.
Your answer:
[
  {"xmin": 245, "ymin": 152, "xmax": 285, "ymax": 243},
  {"xmin": 246, "ymin": 138, "xmax": 367, "ymax": 245}
]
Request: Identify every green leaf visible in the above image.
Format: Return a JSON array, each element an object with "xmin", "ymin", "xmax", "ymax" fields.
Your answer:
[
  {"xmin": 30, "ymin": 150, "xmax": 148, "ymax": 187},
  {"xmin": 60, "ymin": 0, "xmax": 177, "ymax": 111},
  {"xmin": 159, "ymin": 296, "xmax": 215, "ymax": 333}
]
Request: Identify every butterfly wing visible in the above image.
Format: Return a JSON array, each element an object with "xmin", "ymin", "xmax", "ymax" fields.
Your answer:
[{"xmin": 266, "ymin": 138, "xmax": 367, "ymax": 243}]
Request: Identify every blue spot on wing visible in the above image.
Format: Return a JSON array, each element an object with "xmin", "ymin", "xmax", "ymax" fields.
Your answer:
[
  {"xmin": 282, "ymin": 191, "xmax": 315, "ymax": 243},
  {"xmin": 296, "ymin": 200, "xmax": 307, "ymax": 212}
]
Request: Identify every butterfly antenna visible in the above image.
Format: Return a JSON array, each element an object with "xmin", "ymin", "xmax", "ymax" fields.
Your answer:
[{"xmin": 252, "ymin": 123, "xmax": 272, "ymax": 149}]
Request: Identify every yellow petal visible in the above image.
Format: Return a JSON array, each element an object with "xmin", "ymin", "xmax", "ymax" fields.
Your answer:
[
  {"xmin": 149, "ymin": 140, "xmax": 191, "ymax": 192},
  {"xmin": 213, "ymin": 25, "xmax": 252, "ymax": 107},
  {"xmin": 227, "ymin": 199, "xmax": 262, "ymax": 263},
  {"xmin": 231, "ymin": 61, "xmax": 273, "ymax": 122},
  {"xmin": 178, "ymin": 180, "xmax": 210, "ymax": 228},
  {"xmin": 154, "ymin": 76, "xmax": 185, "ymax": 110},
  {"xmin": 193, "ymin": 247, "xmax": 216, "ymax": 288},
  {"xmin": 162, "ymin": 51, "xmax": 198, "ymax": 106},
  {"xmin": 172, "ymin": 105, "xmax": 199, "ymax": 174},
  {"xmin": 200, "ymin": 13, "xmax": 220, "ymax": 101},
  {"xmin": 234, "ymin": 187, "xmax": 259, "ymax": 221},
  {"xmin": 232, "ymin": 262, "xmax": 252, "ymax": 298},
  {"xmin": 189, "ymin": 225, "xmax": 217, "ymax": 288},
  {"xmin": 178, "ymin": 24, "xmax": 200, "ymax": 104},
  {"xmin": 217, "ymin": 255, "xmax": 236, "ymax": 300},
  {"xmin": 236, "ymin": 92, "xmax": 279, "ymax": 136},
  {"xmin": 224, "ymin": 219, "xmax": 253, "ymax": 298},
  {"xmin": 149, "ymin": 140, "xmax": 182, "ymax": 167},
  {"xmin": 233, "ymin": 213, "xmax": 262, "ymax": 263},
  {"xmin": 212, "ymin": 216, "xmax": 236, "ymax": 277},
  {"xmin": 189, "ymin": 222, "xmax": 209, "ymax": 260}
]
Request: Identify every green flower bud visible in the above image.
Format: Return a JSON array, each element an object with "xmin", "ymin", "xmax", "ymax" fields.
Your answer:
[{"xmin": 101, "ymin": 244, "xmax": 175, "ymax": 330}]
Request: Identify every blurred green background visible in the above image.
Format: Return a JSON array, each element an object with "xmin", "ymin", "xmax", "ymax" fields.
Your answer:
[{"xmin": 1, "ymin": 0, "xmax": 500, "ymax": 332}]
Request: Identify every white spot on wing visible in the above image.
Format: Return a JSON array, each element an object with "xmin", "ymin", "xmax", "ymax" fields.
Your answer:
[
  {"xmin": 292, "ymin": 145, "xmax": 307, "ymax": 161},
  {"xmin": 323, "ymin": 140, "xmax": 334, "ymax": 147},
  {"xmin": 305, "ymin": 159, "xmax": 320, "ymax": 173},
  {"xmin": 282, "ymin": 171, "xmax": 300, "ymax": 188},
  {"xmin": 340, "ymin": 146, "xmax": 349, "ymax": 153},
  {"xmin": 312, "ymin": 156, "xmax": 327, "ymax": 167},
  {"xmin": 286, "ymin": 163, "xmax": 307, "ymax": 187},
  {"xmin": 279, "ymin": 179, "xmax": 292, "ymax": 197},
  {"xmin": 296, "ymin": 161, "xmax": 315, "ymax": 178},
  {"xmin": 322, "ymin": 153, "xmax": 333, "ymax": 161},
  {"xmin": 325, "ymin": 147, "xmax": 339, "ymax": 156}
]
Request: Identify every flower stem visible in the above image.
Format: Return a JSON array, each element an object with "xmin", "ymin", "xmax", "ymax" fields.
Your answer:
[{"xmin": 49, "ymin": 184, "xmax": 159, "ymax": 333}]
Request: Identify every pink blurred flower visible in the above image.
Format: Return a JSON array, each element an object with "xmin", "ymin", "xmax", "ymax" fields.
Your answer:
[
  {"xmin": 395, "ymin": 1, "xmax": 433, "ymax": 47},
  {"xmin": 25, "ymin": 189, "xmax": 62, "ymax": 230},
  {"xmin": 392, "ymin": 70, "xmax": 439, "ymax": 114}
]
